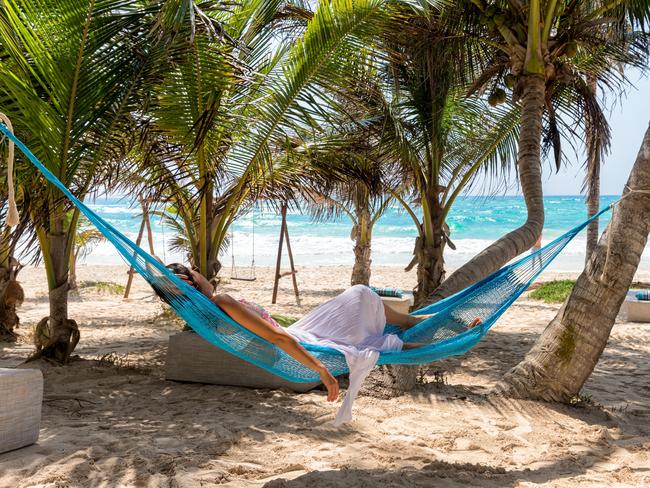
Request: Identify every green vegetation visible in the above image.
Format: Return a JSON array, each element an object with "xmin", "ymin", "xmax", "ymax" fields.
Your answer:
[
  {"xmin": 271, "ymin": 314, "xmax": 299, "ymax": 327},
  {"xmin": 569, "ymin": 392, "xmax": 594, "ymax": 408},
  {"xmin": 556, "ymin": 323, "xmax": 577, "ymax": 364},
  {"xmin": 530, "ymin": 280, "xmax": 576, "ymax": 303},
  {"xmin": 78, "ymin": 281, "xmax": 125, "ymax": 295}
]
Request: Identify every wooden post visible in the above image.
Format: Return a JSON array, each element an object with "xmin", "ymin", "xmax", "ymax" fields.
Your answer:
[
  {"xmin": 283, "ymin": 222, "xmax": 301, "ymax": 306},
  {"xmin": 124, "ymin": 196, "xmax": 158, "ymax": 299},
  {"xmin": 271, "ymin": 203, "xmax": 300, "ymax": 305},
  {"xmin": 123, "ymin": 219, "xmax": 146, "ymax": 299},
  {"xmin": 271, "ymin": 205, "xmax": 287, "ymax": 304},
  {"xmin": 144, "ymin": 199, "xmax": 156, "ymax": 258}
]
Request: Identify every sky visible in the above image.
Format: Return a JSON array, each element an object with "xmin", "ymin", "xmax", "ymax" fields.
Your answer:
[{"xmin": 539, "ymin": 72, "xmax": 650, "ymax": 196}]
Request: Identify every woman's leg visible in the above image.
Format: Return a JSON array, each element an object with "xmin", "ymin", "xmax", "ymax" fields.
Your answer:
[
  {"xmin": 384, "ymin": 303, "xmax": 483, "ymax": 331},
  {"xmin": 383, "ymin": 303, "xmax": 422, "ymax": 330}
]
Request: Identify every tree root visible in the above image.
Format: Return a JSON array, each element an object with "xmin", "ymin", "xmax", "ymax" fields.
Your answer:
[{"xmin": 28, "ymin": 316, "xmax": 80, "ymax": 364}]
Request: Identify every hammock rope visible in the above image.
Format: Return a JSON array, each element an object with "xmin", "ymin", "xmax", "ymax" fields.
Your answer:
[
  {"xmin": 0, "ymin": 121, "xmax": 613, "ymax": 382},
  {"xmin": 0, "ymin": 114, "xmax": 19, "ymax": 226}
]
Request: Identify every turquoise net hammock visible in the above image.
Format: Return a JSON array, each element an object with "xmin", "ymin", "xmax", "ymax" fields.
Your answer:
[{"xmin": 1, "ymin": 124, "xmax": 612, "ymax": 382}]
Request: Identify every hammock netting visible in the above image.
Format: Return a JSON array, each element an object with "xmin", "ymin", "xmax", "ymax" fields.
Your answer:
[{"xmin": 0, "ymin": 123, "xmax": 611, "ymax": 382}]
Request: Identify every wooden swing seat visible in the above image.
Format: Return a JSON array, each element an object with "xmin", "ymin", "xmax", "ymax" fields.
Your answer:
[{"xmin": 230, "ymin": 276, "xmax": 257, "ymax": 282}]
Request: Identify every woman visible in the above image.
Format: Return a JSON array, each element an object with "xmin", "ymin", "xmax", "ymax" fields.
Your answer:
[{"xmin": 161, "ymin": 263, "xmax": 481, "ymax": 423}]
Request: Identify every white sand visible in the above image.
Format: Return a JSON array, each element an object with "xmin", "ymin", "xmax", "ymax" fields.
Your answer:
[{"xmin": 1, "ymin": 264, "xmax": 650, "ymax": 487}]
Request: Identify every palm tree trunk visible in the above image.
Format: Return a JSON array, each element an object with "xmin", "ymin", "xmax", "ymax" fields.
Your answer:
[
  {"xmin": 69, "ymin": 246, "xmax": 78, "ymax": 291},
  {"xmin": 206, "ymin": 229, "xmax": 222, "ymax": 283},
  {"xmin": 426, "ymin": 74, "xmax": 546, "ymax": 304},
  {"xmin": 585, "ymin": 174, "xmax": 600, "ymax": 263},
  {"xmin": 33, "ymin": 231, "xmax": 79, "ymax": 363},
  {"xmin": 361, "ymin": 364, "xmax": 419, "ymax": 399},
  {"xmin": 413, "ymin": 195, "xmax": 446, "ymax": 308},
  {"xmin": 351, "ymin": 206, "xmax": 372, "ymax": 286},
  {"xmin": 585, "ymin": 76, "xmax": 601, "ymax": 263},
  {"xmin": 0, "ymin": 262, "xmax": 22, "ymax": 342},
  {"xmin": 0, "ymin": 230, "xmax": 22, "ymax": 342},
  {"xmin": 496, "ymin": 123, "xmax": 650, "ymax": 401},
  {"xmin": 205, "ymin": 205, "xmax": 224, "ymax": 284}
]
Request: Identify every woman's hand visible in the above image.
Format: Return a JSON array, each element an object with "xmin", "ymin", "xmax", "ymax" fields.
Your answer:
[
  {"xmin": 175, "ymin": 273, "xmax": 195, "ymax": 288},
  {"xmin": 175, "ymin": 270, "xmax": 214, "ymax": 297},
  {"xmin": 317, "ymin": 366, "xmax": 339, "ymax": 402},
  {"xmin": 411, "ymin": 313, "xmax": 434, "ymax": 324}
]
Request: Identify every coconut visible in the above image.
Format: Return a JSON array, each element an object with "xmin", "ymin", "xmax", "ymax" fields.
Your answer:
[{"xmin": 564, "ymin": 41, "xmax": 578, "ymax": 58}]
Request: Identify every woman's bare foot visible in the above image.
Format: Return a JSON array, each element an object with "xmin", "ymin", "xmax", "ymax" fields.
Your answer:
[
  {"xmin": 468, "ymin": 317, "xmax": 482, "ymax": 329},
  {"xmin": 411, "ymin": 314, "xmax": 434, "ymax": 326}
]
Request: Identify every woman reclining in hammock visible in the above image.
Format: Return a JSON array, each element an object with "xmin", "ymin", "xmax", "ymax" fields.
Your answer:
[{"xmin": 158, "ymin": 263, "xmax": 482, "ymax": 403}]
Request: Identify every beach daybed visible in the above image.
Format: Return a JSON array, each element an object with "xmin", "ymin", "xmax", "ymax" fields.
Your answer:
[
  {"xmin": 165, "ymin": 331, "xmax": 321, "ymax": 392},
  {"xmin": 379, "ymin": 293, "xmax": 414, "ymax": 315},
  {"xmin": 0, "ymin": 368, "xmax": 43, "ymax": 454},
  {"xmin": 619, "ymin": 290, "xmax": 650, "ymax": 323}
]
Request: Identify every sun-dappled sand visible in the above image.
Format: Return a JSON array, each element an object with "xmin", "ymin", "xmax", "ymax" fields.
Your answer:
[{"xmin": 1, "ymin": 264, "xmax": 650, "ymax": 487}]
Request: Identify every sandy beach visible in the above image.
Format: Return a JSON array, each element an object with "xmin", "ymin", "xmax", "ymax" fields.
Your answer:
[{"xmin": 1, "ymin": 264, "xmax": 650, "ymax": 487}]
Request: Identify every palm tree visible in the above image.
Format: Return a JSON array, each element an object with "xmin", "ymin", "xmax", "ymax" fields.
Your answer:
[
  {"xmin": 383, "ymin": 93, "xmax": 521, "ymax": 306},
  {"xmin": 0, "ymin": 0, "xmax": 163, "ymax": 362},
  {"xmin": 583, "ymin": 75, "xmax": 611, "ymax": 263},
  {"xmin": 427, "ymin": 0, "xmax": 650, "ymax": 303},
  {"xmin": 497, "ymin": 122, "xmax": 650, "ymax": 401},
  {"xmin": 374, "ymin": 5, "xmax": 522, "ymax": 306},
  {"xmin": 125, "ymin": 0, "xmax": 391, "ymax": 284},
  {"xmin": 284, "ymin": 67, "xmax": 401, "ymax": 287},
  {"xmin": 304, "ymin": 154, "xmax": 396, "ymax": 287},
  {"xmin": 121, "ymin": 0, "xmax": 284, "ymax": 282}
]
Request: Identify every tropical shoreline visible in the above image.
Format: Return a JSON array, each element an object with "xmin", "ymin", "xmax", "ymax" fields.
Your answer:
[{"xmin": 57, "ymin": 194, "xmax": 650, "ymax": 271}]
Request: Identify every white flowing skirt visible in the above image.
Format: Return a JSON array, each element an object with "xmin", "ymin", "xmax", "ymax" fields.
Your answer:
[
  {"xmin": 288, "ymin": 284, "xmax": 403, "ymax": 350},
  {"xmin": 287, "ymin": 285, "xmax": 403, "ymax": 425}
]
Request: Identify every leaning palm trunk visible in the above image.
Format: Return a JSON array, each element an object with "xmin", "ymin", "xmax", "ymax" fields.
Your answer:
[
  {"xmin": 496, "ymin": 123, "xmax": 650, "ymax": 401},
  {"xmin": 361, "ymin": 363, "xmax": 418, "ymax": 399},
  {"xmin": 426, "ymin": 74, "xmax": 546, "ymax": 304}
]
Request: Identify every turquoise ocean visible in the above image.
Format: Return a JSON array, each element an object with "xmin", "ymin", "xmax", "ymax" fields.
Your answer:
[{"xmin": 81, "ymin": 195, "xmax": 650, "ymax": 272}]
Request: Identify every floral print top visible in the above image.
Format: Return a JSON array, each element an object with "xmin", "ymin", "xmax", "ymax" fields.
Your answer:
[{"xmin": 238, "ymin": 298, "xmax": 281, "ymax": 329}]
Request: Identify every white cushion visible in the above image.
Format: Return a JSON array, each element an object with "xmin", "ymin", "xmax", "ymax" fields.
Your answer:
[{"xmin": 0, "ymin": 367, "xmax": 43, "ymax": 454}]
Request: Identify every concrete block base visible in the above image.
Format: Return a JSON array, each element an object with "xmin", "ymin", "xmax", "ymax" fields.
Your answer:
[
  {"xmin": 619, "ymin": 291, "xmax": 650, "ymax": 323},
  {"xmin": 165, "ymin": 331, "xmax": 321, "ymax": 392}
]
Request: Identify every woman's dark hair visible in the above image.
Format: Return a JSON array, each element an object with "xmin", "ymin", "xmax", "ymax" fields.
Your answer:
[
  {"xmin": 151, "ymin": 263, "xmax": 196, "ymax": 303},
  {"xmin": 166, "ymin": 263, "xmax": 196, "ymax": 286}
]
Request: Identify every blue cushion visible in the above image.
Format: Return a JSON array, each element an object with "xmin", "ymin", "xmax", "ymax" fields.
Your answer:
[
  {"xmin": 635, "ymin": 290, "xmax": 650, "ymax": 301},
  {"xmin": 370, "ymin": 286, "xmax": 404, "ymax": 298}
]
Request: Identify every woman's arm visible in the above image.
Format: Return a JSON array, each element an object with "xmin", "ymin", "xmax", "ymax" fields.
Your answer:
[{"xmin": 212, "ymin": 293, "xmax": 339, "ymax": 401}]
